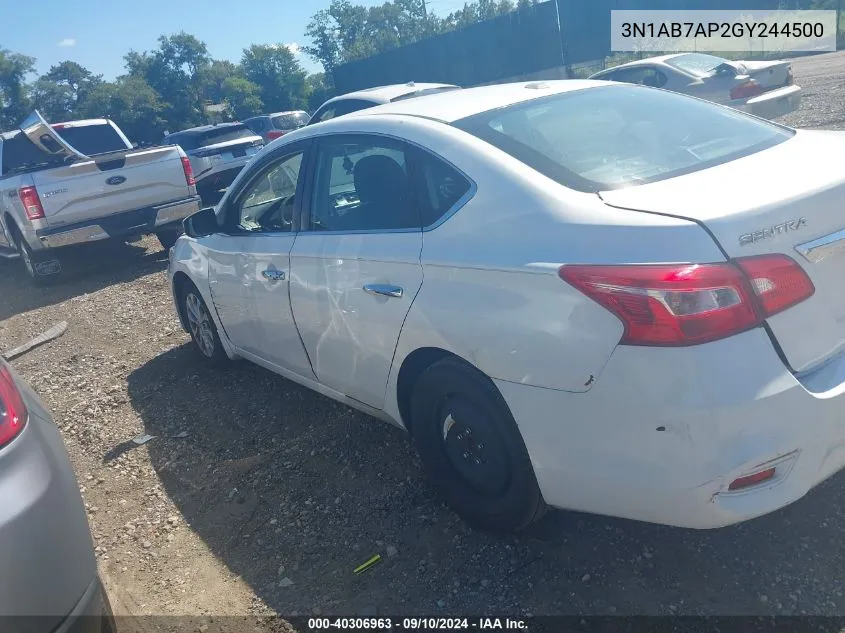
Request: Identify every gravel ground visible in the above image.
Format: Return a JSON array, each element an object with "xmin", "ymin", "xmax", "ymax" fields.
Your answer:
[{"xmin": 1, "ymin": 51, "xmax": 845, "ymax": 626}]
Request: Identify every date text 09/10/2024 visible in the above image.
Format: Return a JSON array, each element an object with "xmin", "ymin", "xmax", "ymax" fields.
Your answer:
[{"xmin": 306, "ymin": 618, "xmax": 528, "ymax": 630}]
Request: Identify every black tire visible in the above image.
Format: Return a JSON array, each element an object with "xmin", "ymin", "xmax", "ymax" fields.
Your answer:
[
  {"xmin": 179, "ymin": 283, "xmax": 229, "ymax": 366},
  {"xmin": 410, "ymin": 357, "xmax": 546, "ymax": 533},
  {"xmin": 11, "ymin": 227, "xmax": 61, "ymax": 286},
  {"xmin": 155, "ymin": 228, "xmax": 182, "ymax": 251}
]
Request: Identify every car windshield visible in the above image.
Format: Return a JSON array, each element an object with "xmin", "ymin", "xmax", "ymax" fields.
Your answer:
[
  {"xmin": 454, "ymin": 84, "xmax": 793, "ymax": 192},
  {"xmin": 271, "ymin": 112, "xmax": 310, "ymax": 129},
  {"xmin": 665, "ymin": 53, "xmax": 729, "ymax": 77},
  {"xmin": 165, "ymin": 125, "xmax": 255, "ymax": 150}
]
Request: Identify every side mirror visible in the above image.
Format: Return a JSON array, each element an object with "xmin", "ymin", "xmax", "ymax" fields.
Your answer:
[{"xmin": 183, "ymin": 207, "xmax": 219, "ymax": 238}]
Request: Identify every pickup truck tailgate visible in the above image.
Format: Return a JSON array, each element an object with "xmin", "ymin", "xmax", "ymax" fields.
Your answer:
[{"xmin": 32, "ymin": 146, "xmax": 192, "ymax": 228}]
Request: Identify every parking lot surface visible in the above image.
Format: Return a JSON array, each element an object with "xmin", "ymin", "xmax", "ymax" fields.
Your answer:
[{"xmin": 1, "ymin": 51, "xmax": 845, "ymax": 622}]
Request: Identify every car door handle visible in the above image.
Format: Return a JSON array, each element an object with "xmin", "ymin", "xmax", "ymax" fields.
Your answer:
[
  {"xmin": 363, "ymin": 284, "xmax": 403, "ymax": 298},
  {"xmin": 262, "ymin": 269, "xmax": 286, "ymax": 282}
]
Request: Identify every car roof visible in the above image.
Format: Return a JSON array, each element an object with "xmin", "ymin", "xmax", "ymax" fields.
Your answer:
[
  {"xmin": 342, "ymin": 80, "xmax": 603, "ymax": 124},
  {"xmin": 167, "ymin": 122, "xmax": 247, "ymax": 136},
  {"xmin": 323, "ymin": 82, "xmax": 459, "ymax": 106}
]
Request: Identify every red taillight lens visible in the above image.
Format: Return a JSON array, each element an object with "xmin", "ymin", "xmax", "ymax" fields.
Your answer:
[
  {"xmin": 0, "ymin": 365, "xmax": 27, "ymax": 448},
  {"xmin": 559, "ymin": 255, "xmax": 813, "ymax": 347},
  {"xmin": 730, "ymin": 80, "xmax": 766, "ymax": 100},
  {"xmin": 735, "ymin": 254, "xmax": 815, "ymax": 318},
  {"xmin": 19, "ymin": 185, "xmax": 45, "ymax": 220},
  {"xmin": 180, "ymin": 157, "xmax": 195, "ymax": 186},
  {"xmin": 266, "ymin": 130, "xmax": 286, "ymax": 141}
]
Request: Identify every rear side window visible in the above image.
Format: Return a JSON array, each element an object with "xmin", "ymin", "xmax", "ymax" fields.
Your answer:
[
  {"xmin": 411, "ymin": 148, "xmax": 472, "ymax": 227},
  {"xmin": 271, "ymin": 112, "xmax": 310, "ymax": 130},
  {"xmin": 666, "ymin": 53, "xmax": 727, "ymax": 77},
  {"xmin": 455, "ymin": 84, "xmax": 793, "ymax": 192},
  {"xmin": 244, "ymin": 118, "xmax": 268, "ymax": 134},
  {"xmin": 53, "ymin": 123, "xmax": 128, "ymax": 155},
  {"xmin": 311, "ymin": 99, "xmax": 374, "ymax": 124}
]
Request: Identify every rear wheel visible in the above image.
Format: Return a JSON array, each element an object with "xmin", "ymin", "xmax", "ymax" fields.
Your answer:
[
  {"xmin": 11, "ymin": 227, "xmax": 61, "ymax": 286},
  {"xmin": 410, "ymin": 357, "xmax": 546, "ymax": 533},
  {"xmin": 180, "ymin": 284, "xmax": 228, "ymax": 366},
  {"xmin": 155, "ymin": 228, "xmax": 182, "ymax": 251}
]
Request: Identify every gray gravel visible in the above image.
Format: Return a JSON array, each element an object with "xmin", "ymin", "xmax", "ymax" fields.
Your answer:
[{"xmin": 1, "ymin": 52, "xmax": 844, "ymax": 619}]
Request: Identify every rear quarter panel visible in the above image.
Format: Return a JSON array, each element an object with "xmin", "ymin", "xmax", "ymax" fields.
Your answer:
[{"xmin": 364, "ymin": 114, "xmax": 728, "ymax": 420}]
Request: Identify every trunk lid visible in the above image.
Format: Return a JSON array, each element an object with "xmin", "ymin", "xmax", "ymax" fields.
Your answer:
[
  {"xmin": 717, "ymin": 59, "xmax": 793, "ymax": 89},
  {"xmin": 599, "ymin": 129, "xmax": 845, "ymax": 373},
  {"xmin": 32, "ymin": 145, "xmax": 192, "ymax": 228}
]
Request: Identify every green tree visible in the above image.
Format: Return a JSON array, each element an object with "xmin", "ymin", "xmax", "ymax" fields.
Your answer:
[
  {"xmin": 80, "ymin": 76, "xmax": 167, "ymax": 143},
  {"xmin": 305, "ymin": 72, "xmax": 334, "ymax": 113},
  {"xmin": 30, "ymin": 61, "xmax": 102, "ymax": 121},
  {"xmin": 221, "ymin": 76, "xmax": 264, "ymax": 119},
  {"xmin": 241, "ymin": 44, "xmax": 307, "ymax": 111},
  {"xmin": 125, "ymin": 32, "xmax": 211, "ymax": 131},
  {"xmin": 200, "ymin": 59, "xmax": 242, "ymax": 104},
  {"xmin": 0, "ymin": 48, "xmax": 35, "ymax": 129},
  {"xmin": 304, "ymin": 0, "xmax": 519, "ymax": 71}
]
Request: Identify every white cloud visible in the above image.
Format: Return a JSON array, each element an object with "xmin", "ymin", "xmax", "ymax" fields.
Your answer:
[
  {"xmin": 57, "ymin": 38, "xmax": 76, "ymax": 47},
  {"xmin": 284, "ymin": 42, "xmax": 302, "ymax": 55}
]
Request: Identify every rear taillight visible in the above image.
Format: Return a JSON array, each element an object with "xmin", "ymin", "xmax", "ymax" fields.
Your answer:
[
  {"xmin": 18, "ymin": 186, "xmax": 45, "ymax": 220},
  {"xmin": 559, "ymin": 254, "xmax": 814, "ymax": 347},
  {"xmin": 730, "ymin": 80, "xmax": 766, "ymax": 100},
  {"xmin": 266, "ymin": 130, "xmax": 286, "ymax": 141},
  {"xmin": 180, "ymin": 157, "xmax": 196, "ymax": 186},
  {"xmin": 0, "ymin": 365, "xmax": 27, "ymax": 448}
]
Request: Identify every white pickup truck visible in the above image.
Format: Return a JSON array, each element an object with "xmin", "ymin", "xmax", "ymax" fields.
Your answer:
[{"xmin": 0, "ymin": 111, "xmax": 201, "ymax": 284}]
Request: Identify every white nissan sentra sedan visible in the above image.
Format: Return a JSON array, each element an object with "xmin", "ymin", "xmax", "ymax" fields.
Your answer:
[{"xmin": 168, "ymin": 79, "xmax": 845, "ymax": 533}]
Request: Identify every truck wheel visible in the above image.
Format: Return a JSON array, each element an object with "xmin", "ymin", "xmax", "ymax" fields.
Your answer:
[
  {"xmin": 155, "ymin": 229, "xmax": 182, "ymax": 251},
  {"xmin": 12, "ymin": 228, "xmax": 61, "ymax": 286}
]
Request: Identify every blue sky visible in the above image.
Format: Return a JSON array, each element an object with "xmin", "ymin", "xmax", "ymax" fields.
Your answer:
[{"xmin": 3, "ymin": 0, "xmax": 471, "ymax": 80}]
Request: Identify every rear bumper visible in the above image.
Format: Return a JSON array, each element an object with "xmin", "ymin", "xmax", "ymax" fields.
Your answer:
[
  {"xmin": 738, "ymin": 84, "xmax": 802, "ymax": 119},
  {"xmin": 497, "ymin": 327, "xmax": 845, "ymax": 529},
  {"xmin": 33, "ymin": 196, "xmax": 201, "ymax": 250}
]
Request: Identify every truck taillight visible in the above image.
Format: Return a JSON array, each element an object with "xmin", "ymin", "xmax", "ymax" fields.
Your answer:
[
  {"xmin": 181, "ymin": 157, "xmax": 196, "ymax": 186},
  {"xmin": 19, "ymin": 186, "xmax": 45, "ymax": 220},
  {"xmin": 559, "ymin": 255, "xmax": 814, "ymax": 346},
  {"xmin": 0, "ymin": 365, "xmax": 27, "ymax": 449}
]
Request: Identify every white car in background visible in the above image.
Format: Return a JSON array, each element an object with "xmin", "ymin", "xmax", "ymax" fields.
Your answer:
[
  {"xmin": 589, "ymin": 52, "xmax": 801, "ymax": 119},
  {"xmin": 169, "ymin": 80, "xmax": 845, "ymax": 533}
]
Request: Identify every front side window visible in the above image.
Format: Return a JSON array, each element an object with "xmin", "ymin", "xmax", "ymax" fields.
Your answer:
[
  {"xmin": 308, "ymin": 135, "xmax": 419, "ymax": 232},
  {"xmin": 455, "ymin": 84, "xmax": 793, "ymax": 192},
  {"xmin": 235, "ymin": 151, "xmax": 303, "ymax": 233}
]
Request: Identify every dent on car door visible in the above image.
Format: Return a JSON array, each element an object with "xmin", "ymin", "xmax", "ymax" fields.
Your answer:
[
  {"xmin": 204, "ymin": 143, "xmax": 315, "ymax": 377},
  {"xmin": 288, "ymin": 133, "xmax": 424, "ymax": 409}
]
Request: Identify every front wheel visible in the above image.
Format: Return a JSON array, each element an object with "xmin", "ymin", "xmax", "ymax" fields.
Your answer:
[
  {"xmin": 180, "ymin": 284, "xmax": 228, "ymax": 366},
  {"xmin": 410, "ymin": 357, "xmax": 546, "ymax": 533}
]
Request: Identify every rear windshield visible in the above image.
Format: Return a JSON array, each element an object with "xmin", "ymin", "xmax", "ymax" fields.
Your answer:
[
  {"xmin": 165, "ymin": 125, "xmax": 255, "ymax": 151},
  {"xmin": 454, "ymin": 84, "xmax": 793, "ymax": 192},
  {"xmin": 271, "ymin": 112, "xmax": 310, "ymax": 130},
  {"xmin": 53, "ymin": 122, "xmax": 128, "ymax": 155},
  {"xmin": 665, "ymin": 53, "xmax": 727, "ymax": 77}
]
